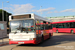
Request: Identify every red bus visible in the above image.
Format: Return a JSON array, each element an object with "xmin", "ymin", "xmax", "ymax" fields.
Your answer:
[
  {"xmin": 52, "ymin": 20, "xmax": 75, "ymax": 34},
  {"xmin": 9, "ymin": 13, "xmax": 53, "ymax": 44}
]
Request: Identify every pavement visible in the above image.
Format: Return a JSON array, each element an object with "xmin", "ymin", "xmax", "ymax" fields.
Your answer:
[
  {"xmin": 0, "ymin": 33, "xmax": 75, "ymax": 50},
  {"xmin": 0, "ymin": 37, "xmax": 9, "ymax": 46}
]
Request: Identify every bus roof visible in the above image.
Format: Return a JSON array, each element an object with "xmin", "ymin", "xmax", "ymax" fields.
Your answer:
[
  {"xmin": 52, "ymin": 20, "xmax": 75, "ymax": 24},
  {"xmin": 9, "ymin": 13, "xmax": 52, "ymax": 22}
]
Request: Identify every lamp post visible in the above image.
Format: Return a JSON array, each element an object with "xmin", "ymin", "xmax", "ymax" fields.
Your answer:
[
  {"xmin": 6, "ymin": 1, "xmax": 9, "ymax": 21},
  {"xmin": 40, "ymin": 6, "xmax": 42, "ymax": 16},
  {"xmin": 2, "ymin": 1, "xmax": 9, "ymax": 21},
  {"xmin": 2, "ymin": 2, "xmax": 4, "ymax": 21}
]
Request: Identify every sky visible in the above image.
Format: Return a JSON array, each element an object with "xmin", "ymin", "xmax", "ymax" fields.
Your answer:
[{"xmin": 0, "ymin": 0, "xmax": 75, "ymax": 17}]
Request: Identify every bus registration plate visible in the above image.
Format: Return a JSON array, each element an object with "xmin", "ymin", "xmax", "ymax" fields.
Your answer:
[{"xmin": 18, "ymin": 42, "xmax": 24, "ymax": 44}]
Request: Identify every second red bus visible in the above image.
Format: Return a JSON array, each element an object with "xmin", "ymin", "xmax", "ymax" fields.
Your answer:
[{"xmin": 52, "ymin": 20, "xmax": 75, "ymax": 34}]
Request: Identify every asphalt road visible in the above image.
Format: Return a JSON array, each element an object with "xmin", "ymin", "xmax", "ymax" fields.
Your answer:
[{"xmin": 0, "ymin": 33, "xmax": 75, "ymax": 50}]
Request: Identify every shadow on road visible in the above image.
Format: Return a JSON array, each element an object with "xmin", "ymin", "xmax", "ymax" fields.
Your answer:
[{"xmin": 18, "ymin": 33, "xmax": 75, "ymax": 47}]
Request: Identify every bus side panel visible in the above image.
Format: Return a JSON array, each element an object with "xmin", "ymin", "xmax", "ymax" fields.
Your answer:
[
  {"xmin": 58, "ymin": 28, "xmax": 69, "ymax": 33},
  {"xmin": 44, "ymin": 30, "xmax": 49, "ymax": 40},
  {"xmin": 36, "ymin": 30, "xmax": 42, "ymax": 44},
  {"xmin": 64, "ymin": 28, "xmax": 72, "ymax": 33},
  {"xmin": 49, "ymin": 29, "xmax": 53, "ymax": 36},
  {"xmin": 44, "ymin": 29, "xmax": 53, "ymax": 40},
  {"xmin": 53, "ymin": 28, "xmax": 57, "ymax": 32},
  {"xmin": 43, "ymin": 30, "xmax": 47, "ymax": 40},
  {"xmin": 57, "ymin": 28, "xmax": 72, "ymax": 33}
]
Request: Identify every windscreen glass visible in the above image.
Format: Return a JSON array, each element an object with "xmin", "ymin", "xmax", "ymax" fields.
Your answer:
[{"xmin": 10, "ymin": 19, "xmax": 34, "ymax": 33}]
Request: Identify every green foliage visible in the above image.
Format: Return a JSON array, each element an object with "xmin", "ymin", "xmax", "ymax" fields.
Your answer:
[{"xmin": 0, "ymin": 9, "xmax": 12, "ymax": 27}]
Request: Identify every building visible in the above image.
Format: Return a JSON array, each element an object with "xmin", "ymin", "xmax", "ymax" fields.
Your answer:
[{"xmin": 47, "ymin": 16, "xmax": 75, "ymax": 22}]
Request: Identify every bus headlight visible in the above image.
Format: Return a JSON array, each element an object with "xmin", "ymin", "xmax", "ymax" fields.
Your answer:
[
  {"xmin": 30, "ymin": 38, "xmax": 36, "ymax": 40},
  {"xmin": 9, "ymin": 39, "xmax": 13, "ymax": 41},
  {"xmin": 30, "ymin": 38, "xmax": 33, "ymax": 40}
]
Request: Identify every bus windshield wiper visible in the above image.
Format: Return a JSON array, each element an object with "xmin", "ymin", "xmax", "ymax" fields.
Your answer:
[{"xmin": 14, "ymin": 31, "xmax": 17, "ymax": 34}]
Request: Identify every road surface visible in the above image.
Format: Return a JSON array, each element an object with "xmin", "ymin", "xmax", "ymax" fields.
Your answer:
[{"xmin": 0, "ymin": 33, "xmax": 75, "ymax": 50}]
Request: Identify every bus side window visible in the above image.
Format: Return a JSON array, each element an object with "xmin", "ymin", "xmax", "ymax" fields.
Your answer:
[
  {"xmin": 53, "ymin": 24, "xmax": 56, "ymax": 28},
  {"xmin": 45, "ymin": 25, "xmax": 48, "ymax": 30},
  {"xmin": 35, "ymin": 25, "xmax": 38, "ymax": 30},
  {"xmin": 70, "ymin": 22, "xmax": 75, "ymax": 28},
  {"xmin": 67, "ymin": 23, "xmax": 70, "ymax": 28},
  {"xmin": 56, "ymin": 24, "xmax": 58, "ymax": 28},
  {"xmin": 35, "ymin": 20, "xmax": 39, "ymax": 30},
  {"xmin": 38, "ymin": 25, "xmax": 41, "ymax": 30},
  {"xmin": 50, "ymin": 25, "xmax": 52, "ymax": 29},
  {"xmin": 48, "ymin": 24, "xmax": 52, "ymax": 29},
  {"xmin": 74, "ymin": 22, "xmax": 75, "ymax": 28},
  {"xmin": 63, "ymin": 23, "xmax": 66, "ymax": 28},
  {"xmin": 40, "ymin": 25, "xmax": 44, "ymax": 30}
]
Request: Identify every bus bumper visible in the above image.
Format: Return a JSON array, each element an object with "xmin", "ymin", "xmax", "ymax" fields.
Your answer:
[{"xmin": 9, "ymin": 40, "xmax": 36, "ymax": 44}]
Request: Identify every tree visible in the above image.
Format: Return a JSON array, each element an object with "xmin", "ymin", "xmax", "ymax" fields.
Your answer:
[{"xmin": 0, "ymin": 9, "xmax": 12, "ymax": 27}]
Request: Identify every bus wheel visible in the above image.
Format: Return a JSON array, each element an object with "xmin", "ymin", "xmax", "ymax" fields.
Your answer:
[
  {"xmin": 71, "ymin": 30, "xmax": 74, "ymax": 34},
  {"xmin": 49, "ymin": 33, "xmax": 51, "ymax": 39},
  {"xmin": 56, "ymin": 30, "xmax": 58, "ymax": 33}
]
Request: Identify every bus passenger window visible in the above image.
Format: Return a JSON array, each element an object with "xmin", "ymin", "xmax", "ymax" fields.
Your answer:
[
  {"xmin": 56, "ymin": 24, "xmax": 58, "ymax": 28},
  {"xmin": 45, "ymin": 25, "xmax": 48, "ymax": 30},
  {"xmin": 40, "ymin": 26, "xmax": 44, "ymax": 30},
  {"xmin": 48, "ymin": 25, "xmax": 52, "ymax": 29},
  {"xmin": 53, "ymin": 24, "xmax": 56, "ymax": 27},
  {"xmin": 74, "ymin": 22, "xmax": 75, "ymax": 28},
  {"xmin": 70, "ymin": 22, "xmax": 75, "ymax": 28}
]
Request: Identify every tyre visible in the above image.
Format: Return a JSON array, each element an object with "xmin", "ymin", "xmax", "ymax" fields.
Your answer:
[
  {"xmin": 56, "ymin": 30, "xmax": 58, "ymax": 33},
  {"xmin": 71, "ymin": 30, "xmax": 74, "ymax": 34}
]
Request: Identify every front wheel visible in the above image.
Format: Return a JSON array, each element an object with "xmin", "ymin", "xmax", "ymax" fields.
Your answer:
[
  {"xmin": 56, "ymin": 30, "xmax": 58, "ymax": 33},
  {"xmin": 71, "ymin": 30, "xmax": 74, "ymax": 34}
]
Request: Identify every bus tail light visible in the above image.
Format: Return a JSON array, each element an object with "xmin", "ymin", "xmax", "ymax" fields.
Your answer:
[
  {"xmin": 33, "ymin": 38, "xmax": 36, "ymax": 40},
  {"xmin": 9, "ymin": 39, "xmax": 11, "ymax": 41}
]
